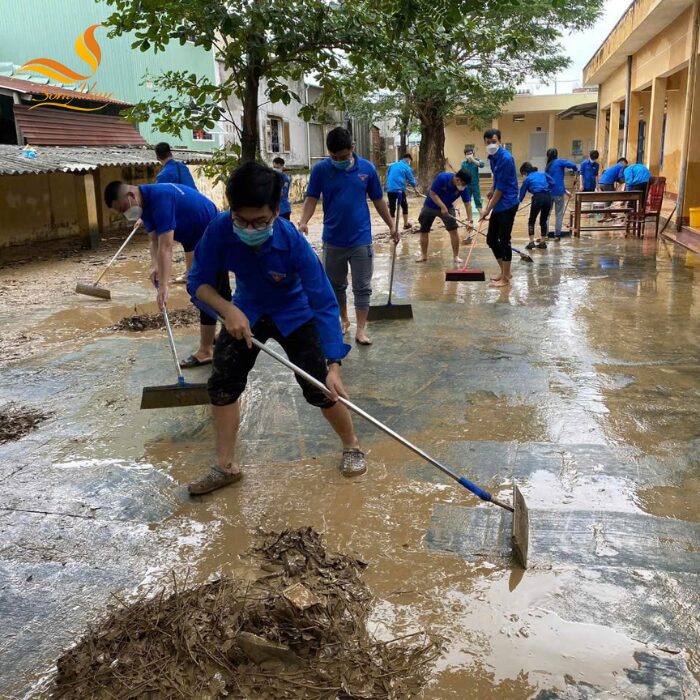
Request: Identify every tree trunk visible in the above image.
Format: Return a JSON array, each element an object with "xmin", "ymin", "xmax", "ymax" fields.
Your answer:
[
  {"xmin": 417, "ymin": 105, "xmax": 445, "ymax": 190},
  {"xmin": 241, "ymin": 67, "xmax": 260, "ymax": 163},
  {"xmin": 399, "ymin": 115, "xmax": 408, "ymax": 156}
]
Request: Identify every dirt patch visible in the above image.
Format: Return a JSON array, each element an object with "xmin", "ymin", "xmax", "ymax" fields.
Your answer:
[
  {"xmin": 0, "ymin": 403, "xmax": 51, "ymax": 443},
  {"xmin": 49, "ymin": 527, "xmax": 440, "ymax": 699},
  {"xmin": 109, "ymin": 307, "xmax": 199, "ymax": 332}
]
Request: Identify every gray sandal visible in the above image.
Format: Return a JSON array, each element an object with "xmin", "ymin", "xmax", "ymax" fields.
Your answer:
[
  {"xmin": 188, "ymin": 466, "xmax": 242, "ymax": 495},
  {"xmin": 341, "ymin": 448, "xmax": 367, "ymax": 477}
]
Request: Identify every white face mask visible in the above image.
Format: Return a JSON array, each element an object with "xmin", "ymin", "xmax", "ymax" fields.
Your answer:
[
  {"xmin": 456, "ymin": 184, "xmax": 467, "ymax": 191},
  {"xmin": 124, "ymin": 205, "xmax": 143, "ymax": 222},
  {"xmin": 486, "ymin": 143, "xmax": 500, "ymax": 156}
]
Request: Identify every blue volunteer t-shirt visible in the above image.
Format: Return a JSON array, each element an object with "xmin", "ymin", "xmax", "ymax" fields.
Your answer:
[
  {"xmin": 599, "ymin": 163, "xmax": 626, "ymax": 186},
  {"xmin": 306, "ymin": 155, "xmax": 383, "ymax": 247},
  {"xmin": 545, "ymin": 158, "xmax": 579, "ymax": 196},
  {"xmin": 187, "ymin": 214, "xmax": 350, "ymax": 360},
  {"xmin": 424, "ymin": 172, "xmax": 471, "ymax": 210},
  {"xmin": 386, "ymin": 160, "xmax": 417, "ymax": 193},
  {"xmin": 278, "ymin": 171, "xmax": 292, "ymax": 215},
  {"xmin": 519, "ymin": 171, "xmax": 554, "ymax": 202},
  {"xmin": 140, "ymin": 183, "xmax": 218, "ymax": 252},
  {"xmin": 623, "ymin": 164, "xmax": 652, "ymax": 187},
  {"xmin": 579, "ymin": 159, "xmax": 600, "ymax": 190},
  {"xmin": 156, "ymin": 159, "xmax": 197, "ymax": 190},
  {"xmin": 488, "ymin": 147, "xmax": 520, "ymax": 212}
]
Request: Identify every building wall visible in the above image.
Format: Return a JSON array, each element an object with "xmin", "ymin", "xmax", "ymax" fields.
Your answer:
[
  {"xmin": 590, "ymin": 2, "xmax": 699, "ymax": 209},
  {"xmin": 1, "ymin": 0, "xmax": 217, "ymax": 150},
  {"xmin": 0, "ymin": 172, "xmax": 79, "ymax": 247},
  {"xmin": 445, "ymin": 111, "xmax": 595, "ymax": 175}
]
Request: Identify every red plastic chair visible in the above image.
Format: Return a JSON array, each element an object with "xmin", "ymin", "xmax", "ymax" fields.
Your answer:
[{"xmin": 628, "ymin": 177, "xmax": 666, "ymax": 237}]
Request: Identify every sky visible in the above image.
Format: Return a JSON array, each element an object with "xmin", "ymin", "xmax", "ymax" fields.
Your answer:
[{"xmin": 524, "ymin": 0, "xmax": 632, "ymax": 94}]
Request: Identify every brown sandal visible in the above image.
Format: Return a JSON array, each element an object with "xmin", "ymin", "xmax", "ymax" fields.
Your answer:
[{"xmin": 188, "ymin": 466, "xmax": 242, "ymax": 495}]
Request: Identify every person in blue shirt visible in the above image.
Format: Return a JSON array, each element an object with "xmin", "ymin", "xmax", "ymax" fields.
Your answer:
[
  {"xmin": 155, "ymin": 142, "xmax": 199, "ymax": 285},
  {"xmin": 598, "ymin": 157, "xmax": 629, "ymax": 222},
  {"xmin": 544, "ymin": 148, "xmax": 579, "ymax": 239},
  {"xmin": 298, "ymin": 127, "xmax": 395, "ymax": 347},
  {"xmin": 155, "ymin": 142, "xmax": 197, "ymax": 190},
  {"xmin": 460, "ymin": 147, "xmax": 485, "ymax": 216},
  {"xmin": 479, "ymin": 128, "xmax": 519, "ymax": 288},
  {"xmin": 579, "ymin": 150, "xmax": 600, "ymax": 193},
  {"xmin": 185, "ymin": 162, "xmax": 365, "ymax": 494},
  {"xmin": 272, "ymin": 157, "xmax": 293, "ymax": 220},
  {"xmin": 417, "ymin": 169, "xmax": 472, "ymax": 264},
  {"xmin": 519, "ymin": 162, "xmax": 554, "ymax": 251},
  {"xmin": 623, "ymin": 162, "xmax": 652, "ymax": 207},
  {"xmin": 385, "ymin": 153, "xmax": 417, "ymax": 230},
  {"xmin": 104, "ymin": 180, "xmax": 228, "ymax": 369}
]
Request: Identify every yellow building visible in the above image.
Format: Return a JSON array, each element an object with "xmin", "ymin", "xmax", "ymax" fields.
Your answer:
[
  {"xmin": 584, "ymin": 0, "xmax": 700, "ymax": 226},
  {"xmin": 444, "ymin": 92, "xmax": 598, "ymax": 175}
]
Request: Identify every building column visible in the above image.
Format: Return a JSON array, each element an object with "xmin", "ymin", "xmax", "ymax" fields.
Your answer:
[
  {"xmin": 74, "ymin": 172, "xmax": 100, "ymax": 249},
  {"xmin": 625, "ymin": 91, "xmax": 641, "ymax": 162},
  {"xmin": 548, "ymin": 112, "xmax": 557, "ymax": 150},
  {"xmin": 596, "ymin": 107, "xmax": 609, "ymax": 163},
  {"xmin": 607, "ymin": 101, "xmax": 622, "ymax": 165},
  {"xmin": 646, "ymin": 77, "xmax": 666, "ymax": 175}
]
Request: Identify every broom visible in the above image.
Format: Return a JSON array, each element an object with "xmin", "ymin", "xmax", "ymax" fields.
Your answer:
[
  {"xmin": 445, "ymin": 221, "xmax": 485, "ymax": 281},
  {"xmin": 140, "ymin": 298, "xmax": 209, "ymax": 409},
  {"xmin": 75, "ymin": 223, "xmax": 141, "ymax": 300},
  {"xmin": 453, "ymin": 214, "xmax": 534, "ymax": 263}
]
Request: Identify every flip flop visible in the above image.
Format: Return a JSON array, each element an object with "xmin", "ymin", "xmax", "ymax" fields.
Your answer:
[
  {"xmin": 355, "ymin": 337, "xmax": 373, "ymax": 346},
  {"xmin": 179, "ymin": 355, "xmax": 213, "ymax": 369}
]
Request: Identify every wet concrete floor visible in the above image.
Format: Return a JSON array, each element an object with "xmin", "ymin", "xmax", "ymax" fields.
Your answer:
[{"xmin": 1, "ymin": 202, "xmax": 699, "ymax": 698}]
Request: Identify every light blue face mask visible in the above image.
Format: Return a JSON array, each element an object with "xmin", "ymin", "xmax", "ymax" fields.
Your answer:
[
  {"xmin": 332, "ymin": 158, "xmax": 353, "ymax": 170},
  {"xmin": 232, "ymin": 223, "xmax": 274, "ymax": 247}
]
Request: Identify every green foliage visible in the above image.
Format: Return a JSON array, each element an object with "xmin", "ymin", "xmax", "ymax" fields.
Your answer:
[{"xmin": 101, "ymin": 0, "xmax": 392, "ymax": 157}]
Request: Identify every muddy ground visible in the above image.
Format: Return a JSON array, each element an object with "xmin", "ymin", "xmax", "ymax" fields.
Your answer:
[{"xmin": 1, "ymin": 197, "xmax": 699, "ymax": 698}]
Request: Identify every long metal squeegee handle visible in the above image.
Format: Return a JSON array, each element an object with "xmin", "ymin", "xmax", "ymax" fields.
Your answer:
[
  {"xmin": 249, "ymin": 337, "xmax": 513, "ymax": 512},
  {"xmin": 162, "ymin": 305, "xmax": 186, "ymax": 386},
  {"xmin": 93, "ymin": 224, "xmax": 140, "ymax": 286}
]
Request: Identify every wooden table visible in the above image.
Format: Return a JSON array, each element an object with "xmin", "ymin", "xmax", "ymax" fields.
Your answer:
[{"xmin": 572, "ymin": 191, "xmax": 644, "ymax": 238}]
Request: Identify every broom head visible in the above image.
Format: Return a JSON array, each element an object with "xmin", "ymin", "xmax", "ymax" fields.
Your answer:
[
  {"xmin": 445, "ymin": 269, "xmax": 486, "ymax": 281},
  {"xmin": 367, "ymin": 302, "xmax": 414, "ymax": 321},
  {"xmin": 140, "ymin": 382, "xmax": 210, "ymax": 409},
  {"xmin": 75, "ymin": 282, "xmax": 111, "ymax": 299},
  {"xmin": 511, "ymin": 483, "xmax": 529, "ymax": 569}
]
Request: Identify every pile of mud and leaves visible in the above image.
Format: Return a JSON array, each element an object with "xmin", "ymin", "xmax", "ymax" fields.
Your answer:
[
  {"xmin": 110, "ymin": 307, "xmax": 199, "ymax": 332},
  {"xmin": 0, "ymin": 403, "xmax": 51, "ymax": 443},
  {"xmin": 49, "ymin": 528, "xmax": 441, "ymax": 699}
]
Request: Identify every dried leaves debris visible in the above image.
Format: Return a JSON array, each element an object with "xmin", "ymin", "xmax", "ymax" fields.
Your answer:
[
  {"xmin": 109, "ymin": 307, "xmax": 199, "ymax": 332},
  {"xmin": 49, "ymin": 527, "xmax": 441, "ymax": 699},
  {"xmin": 0, "ymin": 403, "xmax": 51, "ymax": 443}
]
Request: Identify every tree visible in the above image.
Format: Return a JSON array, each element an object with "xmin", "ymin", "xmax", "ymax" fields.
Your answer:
[
  {"xmin": 101, "ymin": 0, "xmax": 390, "ymax": 165},
  {"xmin": 332, "ymin": 0, "xmax": 603, "ymax": 187}
]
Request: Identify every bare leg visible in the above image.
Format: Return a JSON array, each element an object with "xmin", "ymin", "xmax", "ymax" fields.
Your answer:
[
  {"xmin": 416, "ymin": 233, "xmax": 429, "ymax": 261},
  {"xmin": 448, "ymin": 229, "xmax": 462, "ymax": 263},
  {"xmin": 322, "ymin": 402, "xmax": 360, "ymax": 449},
  {"xmin": 339, "ymin": 303, "xmax": 351, "ymax": 334},
  {"xmin": 490, "ymin": 260, "xmax": 504, "ymax": 281},
  {"xmin": 192, "ymin": 323, "xmax": 216, "ymax": 361},
  {"xmin": 355, "ymin": 307, "xmax": 371, "ymax": 345},
  {"xmin": 212, "ymin": 401, "xmax": 241, "ymax": 474},
  {"xmin": 490, "ymin": 261, "xmax": 512, "ymax": 287},
  {"xmin": 403, "ymin": 212, "xmax": 410, "ymax": 228},
  {"xmin": 175, "ymin": 250, "xmax": 194, "ymax": 283}
]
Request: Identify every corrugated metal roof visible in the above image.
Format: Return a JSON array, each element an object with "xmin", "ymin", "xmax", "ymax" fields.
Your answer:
[
  {"xmin": 14, "ymin": 104, "xmax": 147, "ymax": 146},
  {"xmin": 0, "ymin": 75, "xmax": 132, "ymax": 107},
  {"xmin": 0, "ymin": 145, "xmax": 213, "ymax": 176}
]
